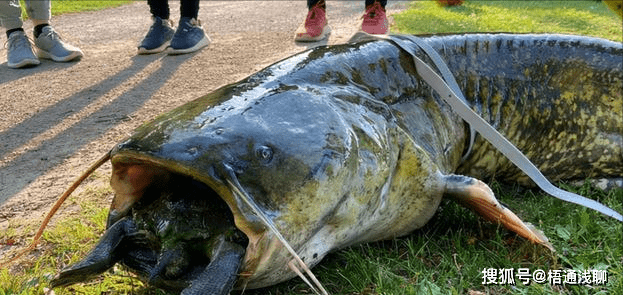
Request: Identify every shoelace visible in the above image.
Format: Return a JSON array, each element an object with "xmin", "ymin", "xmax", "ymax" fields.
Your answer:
[
  {"xmin": 148, "ymin": 19, "xmax": 163, "ymax": 34},
  {"xmin": 147, "ymin": 17, "xmax": 173, "ymax": 37},
  {"xmin": 39, "ymin": 28, "xmax": 63, "ymax": 43},
  {"xmin": 5, "ymin": 33, "xmax": 34, "ymax": 51},
  {"xmin": 179, "ymin": 18, "xmax": 201, "ymax": 33}
]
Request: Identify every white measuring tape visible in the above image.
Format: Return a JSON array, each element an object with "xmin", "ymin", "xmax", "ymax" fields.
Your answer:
[{"xmin": 388, "ymin": 34, "xmax": 622, "ymax": 222}]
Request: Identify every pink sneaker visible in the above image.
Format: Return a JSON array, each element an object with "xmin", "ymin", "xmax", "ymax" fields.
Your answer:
[
  {"xmin": 294, "ymin": 2, "xmax": 330, "ymax": 42},
  {"xmin": 361, "ymin": 1, "xmax": 389, "ymax": 35}
]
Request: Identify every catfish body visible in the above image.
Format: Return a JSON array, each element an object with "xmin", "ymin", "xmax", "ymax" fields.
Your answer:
[{"xmin": 50, "ymin": 34, "xmax": 622, "ymax": 292}]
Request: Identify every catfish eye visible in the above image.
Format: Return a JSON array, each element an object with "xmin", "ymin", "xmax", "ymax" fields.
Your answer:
[{"xmin": 255, "ymin": 146, "xmax": 273, "ymax": 163}]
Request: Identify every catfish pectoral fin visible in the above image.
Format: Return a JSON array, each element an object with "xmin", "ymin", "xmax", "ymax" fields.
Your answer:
[
  {"xmin": 181, "ymin": 237, "xmax": 246, "ymax": 295},
  {"xmin": 443, "ymin": 174, "xmax": 554, "ymax": 251},
  {"xmin": 50, "ymin": 217, "xmax": 137, "ymax": 288}
]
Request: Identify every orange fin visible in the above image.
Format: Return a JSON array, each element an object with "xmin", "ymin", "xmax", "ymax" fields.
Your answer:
[{"xmin": 443, "ymin": 175, "xmax": 554, "ymax": 251}]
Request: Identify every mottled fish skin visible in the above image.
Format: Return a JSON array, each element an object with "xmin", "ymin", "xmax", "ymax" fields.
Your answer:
[
  {"xmin": 102, "ymin": 34, "xmax": 621, "ymax": 289},
  {"xmin": 421, "ymin": 34, "xmax": 623, "ymax": 186}
]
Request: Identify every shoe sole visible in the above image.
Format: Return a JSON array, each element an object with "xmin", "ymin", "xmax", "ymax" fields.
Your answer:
[
  {"xmin": 7, "ymin": 58, "xmax": 40, "ymax": 69},
  {"xmin": 138, "ymin": 40, "xmax": 171, "ymax": 55},
  {"xmin": 166, "ymin": 35, "xmax": 211, "ymax": 55},
  {"xmin": 360, "ymin": 18, "xmax": 390, "ymax": 35},
  {"xmin": 359, "ymin": 28, "xmax": 389, "ymax": 36},
  {"xmin": 37, "ymin": 49, "xmax": 84, "ymax": 62},
  {"xmin": 360, "ymin": 26, "xmax": 389, "ymax": 36},
  {"xmin": 294, "ymin": 25, "xmax": 331, "ymax": 42}
]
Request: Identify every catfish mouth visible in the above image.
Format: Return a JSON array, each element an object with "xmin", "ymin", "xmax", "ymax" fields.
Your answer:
[
  {"xmin": 107, "ymin": 153, "xmax": 255, "ymax": 291},
  {"xmin": 108, "ymin": 153, "xmax": 247, "ymax": 232}
]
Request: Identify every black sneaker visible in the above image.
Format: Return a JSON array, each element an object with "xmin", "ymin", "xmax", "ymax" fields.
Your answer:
[
  {"xmin": 167, "ymin": 17, "xmax": 210, "ymax": 55},
  {"xmin": 138, "ymin": 16, "xmax": 175, "ymax": 54}
]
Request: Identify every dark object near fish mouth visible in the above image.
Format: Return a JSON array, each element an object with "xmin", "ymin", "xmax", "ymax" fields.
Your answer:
[{"xmin": 51, "ymin": 166, "xmax": 248, "ymax": 294}]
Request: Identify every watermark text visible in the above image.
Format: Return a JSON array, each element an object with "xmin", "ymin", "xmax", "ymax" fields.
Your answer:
[{"xmin": 481, "ymin": 268, "xmax": 608, "ymax": 286}]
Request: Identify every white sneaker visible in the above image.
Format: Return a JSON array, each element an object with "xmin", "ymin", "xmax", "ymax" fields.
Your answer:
[
  {"xmin": 34, "ymin": 26, "xmax": 83, "ymax": 62},
  {"xmin": 6, "ymin": 31, "xmax": 40, "ymax": 68}
]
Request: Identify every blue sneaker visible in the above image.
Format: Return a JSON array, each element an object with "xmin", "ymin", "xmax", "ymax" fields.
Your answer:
[
  {"xmin": 138, "ymin": 16, "xmax": 175, "ymax": 54},
  {"xmin": 6, "ymin": 31, "xmax": 40, "ymax": 68},
  {"xmin": 35, "ymin": 26, "xmax": 83, "ymax": 62},
  {"xmin": 167, "ymin": 17, "xmax": 210, "ymax": 55}
]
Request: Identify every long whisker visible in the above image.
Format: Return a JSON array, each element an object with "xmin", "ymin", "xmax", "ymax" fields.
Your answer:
[
  {"xmin": 288, "ymin": 260, "xmax": 320, "ymax": 295},
  {"xmin": 224, "ymin": 166, "xmax": 328, "ymax": 295}
]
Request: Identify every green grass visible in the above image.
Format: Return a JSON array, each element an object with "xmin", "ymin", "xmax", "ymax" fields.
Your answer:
[
  {"xmin": 1, "ymin": 1, "xmax": 622, "ymax": 294},
  {"xmin": 393, "ymin": 0, "xmax": 623, "ymax": 42},
  {"xmin": 0, "ymin": 187, "xmax": 153, "ymax": 294},
  {"xmin": 18, "ymin": 0, "xmax": 131, "ymax": 19},
  {"xmin": 50, "ymin": 0, "xmax": 131, "ymax": 16}
]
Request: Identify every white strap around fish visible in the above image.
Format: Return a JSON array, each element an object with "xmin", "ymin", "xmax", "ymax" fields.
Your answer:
[{"xmin": 388, "ymin": 34, "xmax": 623, "ymax": 222}]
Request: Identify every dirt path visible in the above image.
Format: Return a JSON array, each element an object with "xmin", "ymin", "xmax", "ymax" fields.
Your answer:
[{"xmin": 0, "ymin": 1, "xmax": 407, "ymax": 239}]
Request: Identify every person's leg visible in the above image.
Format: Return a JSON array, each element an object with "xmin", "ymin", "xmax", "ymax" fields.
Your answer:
[
  {"xmin": 167, "ymin": 0, "xmax": 210, "ymax": 55},
  {"xmin": 294, "ymin": 0, "xmax": 330, "ymax": 42},
  {"xmin": 149, "ymin": 0, "xmax": 170, "ymax": 20},
  {"xmin": 361, "ymin": 0, "xmax": 389, "ymax": 35},
  {"xmin": 307, "ymin": 0, "xmax": 324, "ymax": 9},
  {"xmin": 24, "ymin": 0, "xmax": 83, "ymax": 62},
  {"xmin": 24, "ymin": 0, "xmax": 51, "ymax": 30},
  {"xmin": 365, "ymin": 0, "xmax": 387, "ymax": 8},
  {"xmin": 1, "ymin": 0, "xmax": 39, "ymax": 68},
  {"xmin": 180, "ymin": 0, "xmax": 199, "ymax": 19},
  {"xmin": 23, "ymin": 0, "xmax": 51, "ymax": 38},
  {"xmin": 0, "ymin": 0, "xmax": 25, "ymax": 35},
  {"xmin": 138, "ymin": 0, "xmax": 175, "ymax": 54},
  {"xmin": 24, "ymin": 0, "xmax": 52, "ymax": 39}
]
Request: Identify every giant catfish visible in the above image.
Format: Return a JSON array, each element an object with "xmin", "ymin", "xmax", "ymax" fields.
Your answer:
[{"xmin": 30, "ymin": 33, "xmax": 623, "ymax": 294}]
